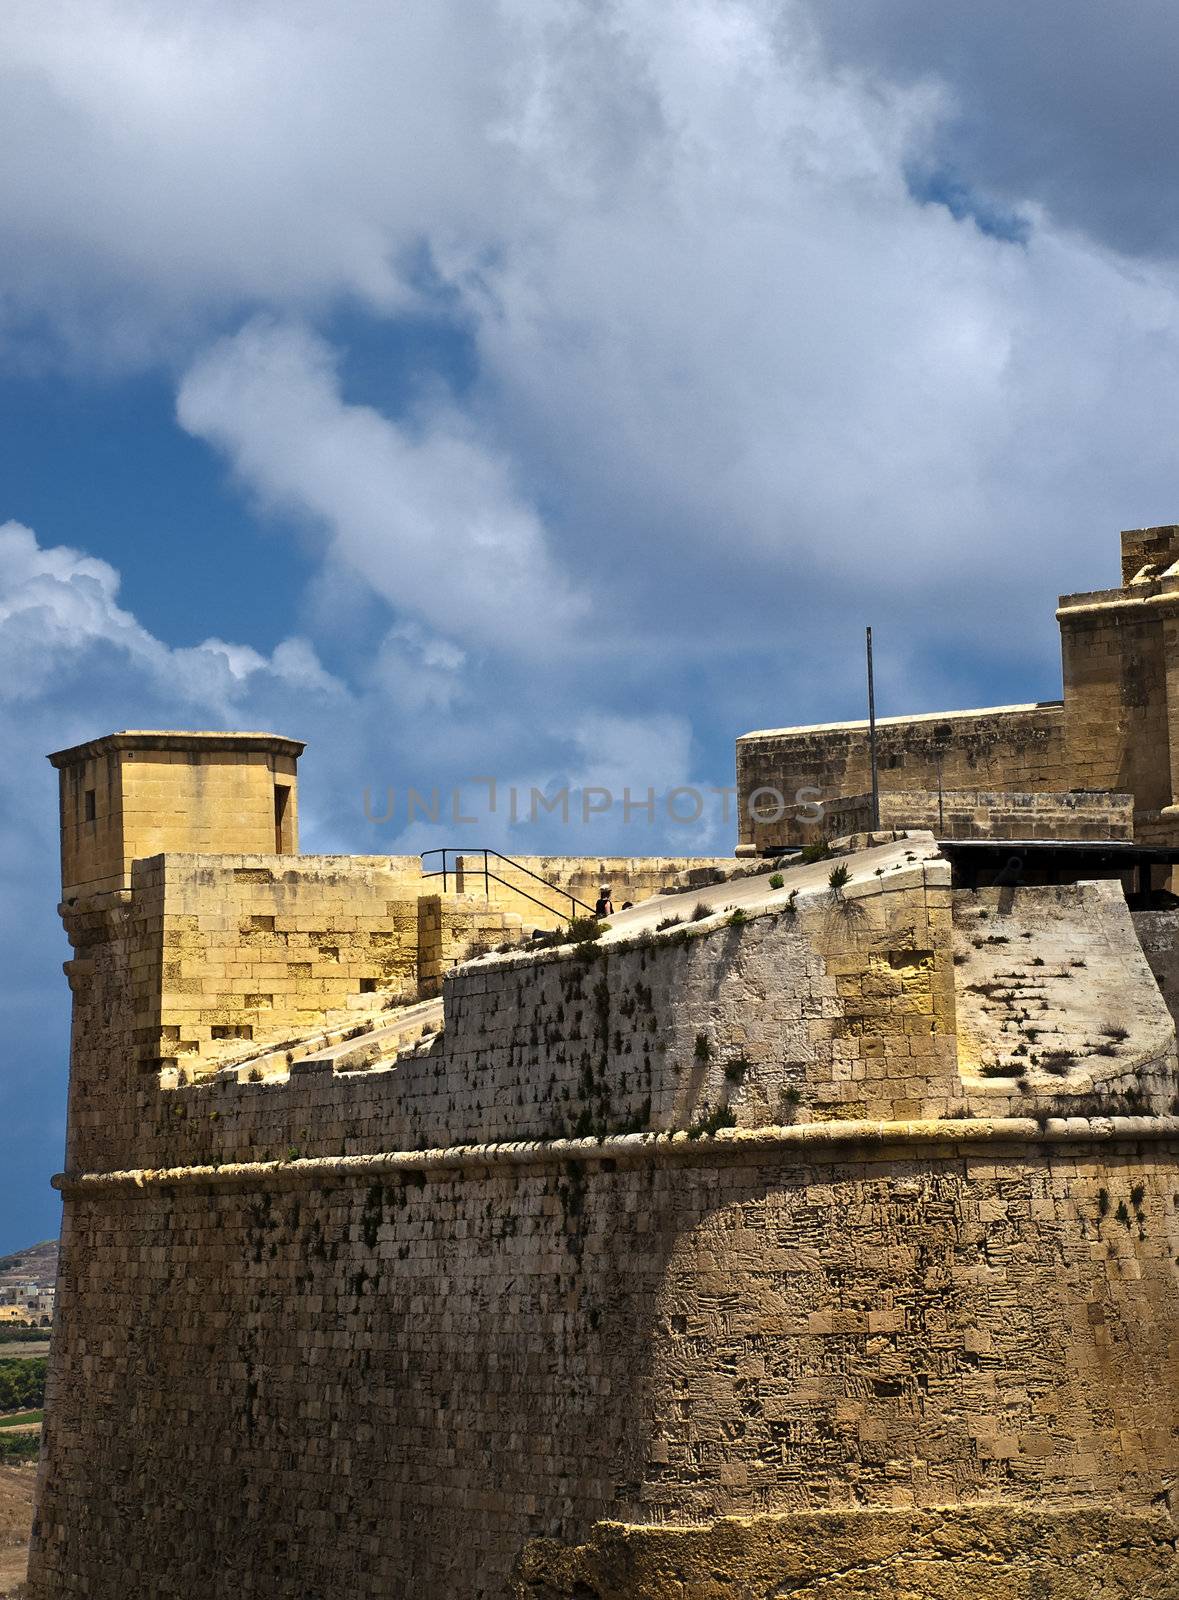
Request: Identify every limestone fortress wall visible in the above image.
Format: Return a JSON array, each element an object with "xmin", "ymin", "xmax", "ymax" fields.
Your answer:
[{"xmin": 25, "ymin": 532, "xmax": 1179, "ymax": 1598}]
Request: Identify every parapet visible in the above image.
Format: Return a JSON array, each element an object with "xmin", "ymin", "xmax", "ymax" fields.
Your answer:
[{"xmin": 48, "ymin": 729, "xmax": 304, "ymax": 901}]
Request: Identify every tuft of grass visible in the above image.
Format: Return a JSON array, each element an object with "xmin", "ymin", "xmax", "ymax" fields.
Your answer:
[
  {"xmin": 685, "ymin": 1103, "xmax": 738, "ymax": 1140},
  {"xmin": 828, "ymin": 864, "xmax": 851, "ymax": 894},
  {"xmin": 689, "ymin": 901, "xmax": 711, "ymax": 922},
  {"xmin": 655, "ymin": 914, "xmax": 682, "ymax": 932}
]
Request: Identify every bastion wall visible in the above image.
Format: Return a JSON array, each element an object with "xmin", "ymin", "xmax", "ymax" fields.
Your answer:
[
  {"xmin": 29, "ymin": 824, "xmax": 1179, "ymax": 1598},
  {"xmin": 31, "ymin": 1129, "xmax": 1179, "ymax": 1600}
]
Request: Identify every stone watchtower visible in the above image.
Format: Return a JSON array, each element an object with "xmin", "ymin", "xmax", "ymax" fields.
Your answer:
[
  {"xmin": 48, "ymin": 729, "xmax": 304, "ymax": 901},
  {"xmin": 45, "ymin": 732, "xmax": 306, "ymax": 1169}
]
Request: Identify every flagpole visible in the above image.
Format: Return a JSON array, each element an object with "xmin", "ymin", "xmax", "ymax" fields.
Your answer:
[{"xmin": 866, "ymin": 626, "xmax": 879, "ymax": 831}]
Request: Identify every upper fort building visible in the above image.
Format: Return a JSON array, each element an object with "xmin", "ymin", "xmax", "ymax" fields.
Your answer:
[
  {"xmin": 24, "ymin": 522, "xmax": 1179, "ymax": 1600},
  {"xmin": 738, "ymin": 521, "xmax": 1179, "ymax": 860}
]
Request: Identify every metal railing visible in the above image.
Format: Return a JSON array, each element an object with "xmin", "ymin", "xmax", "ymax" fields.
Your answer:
[{"xmin": 420, "ymin": 847, "xmax": 596, "ymax": 924}]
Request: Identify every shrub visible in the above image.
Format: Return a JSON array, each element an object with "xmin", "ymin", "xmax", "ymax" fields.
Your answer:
[
  {"xmin": 827, "ymin": 864, "xmax": 851, "ymax": 893},
  {"xmin": 0, "ymin": 1431, "xmax": 39, "ymax": 1464},
  {"xmin": 655, "ymin": 914, "xmax": 682, "ymax": 932},
  {"xmin": 1040, "ymin": 1049, "xmax": 1075, "ymax": 1076},
  {"xmin": 768, "ymin": 873, "xmax": 785, "ymax": 890},
  {"xmin": 694, "ymin": 1033, "xmax": 711, "ymax": 1062},
  {"xmin": 784, "ymin": 889, "xmax": 799, "ymax": 915},
  {"xmin": 0, "ymin": 1357, "xmax": 46, "ymax": 1412},
  {"xmin": 689, "ymin": 901, "xmax": 711, "ymax": 922},
  {"xmin": 727, "ymin": 907, "xmax": 748, "ymax": 927},
  {"xmin": 800, "ymin": 838, "xmax": 832, "ymax": 864}
]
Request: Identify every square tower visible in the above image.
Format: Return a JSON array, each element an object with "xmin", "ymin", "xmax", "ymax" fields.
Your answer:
[
  {"xmin": 1058, "ymin": 526, "xmax": 1179, "ymax": 837},
  {"xmin": 48, "ymin": 730, "xmax": 304, "ymax": 901}
]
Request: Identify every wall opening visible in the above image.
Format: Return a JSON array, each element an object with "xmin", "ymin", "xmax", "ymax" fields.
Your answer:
[
  {"xmin": 274, "ymin": 784, "xmax": 293, "ymax": 853},
  {"xmin": 84, "ymin": 789, "xmax": 96, "ymax": 823}
]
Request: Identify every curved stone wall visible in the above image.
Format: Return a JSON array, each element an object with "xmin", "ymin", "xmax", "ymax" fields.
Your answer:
[{"xmin": 28, "ymin": 1122, "xmax": 1179, "ymax": 1599}]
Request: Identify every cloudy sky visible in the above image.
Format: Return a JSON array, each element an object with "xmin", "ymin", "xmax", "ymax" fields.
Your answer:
[{"xmin": 2, "ymin": 0, "xmax": 1178, "ymax": 1249}]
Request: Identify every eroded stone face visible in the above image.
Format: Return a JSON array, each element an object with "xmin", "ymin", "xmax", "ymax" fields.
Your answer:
[{"xmin": 512, "ymin": 1506, "xmax": 1179, "ymax": 1599}]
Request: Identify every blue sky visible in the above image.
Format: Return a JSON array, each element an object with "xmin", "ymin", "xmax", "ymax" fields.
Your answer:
[{"xmin": 3, "ymin": 0, "xmax": 1179, "ymax": 1251}]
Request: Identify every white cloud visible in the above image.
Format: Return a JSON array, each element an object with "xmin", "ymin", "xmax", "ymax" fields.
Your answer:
[
  {"xmin": 11, "ymin": 0, "xmax": 1129, "ymax": 706},
  {"xmin": 176, "ymin": 319, "xmax": 586, "ymax": 656},
  {"xmin": 0, "ymin": 519, "xmax": 344, "ymax": 713},
  {"xmin": 5, "ymin": 0, "xmax": 1179, "ymax": 747}
]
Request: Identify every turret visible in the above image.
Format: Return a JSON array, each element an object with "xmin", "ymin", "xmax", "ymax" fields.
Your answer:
[{"xmin": 47, "ymin": 729, "xmax": 304, "ymax": 901}]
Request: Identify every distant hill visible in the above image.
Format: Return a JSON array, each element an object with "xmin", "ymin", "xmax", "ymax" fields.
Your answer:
[{"xmin": 0, "ymin": 1242, "xmax": 58, "ymax": 1295}]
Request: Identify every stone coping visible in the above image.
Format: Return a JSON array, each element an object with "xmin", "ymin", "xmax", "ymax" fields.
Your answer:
[
  {"xmin": 738, "ymin": 701, "xmax": 1063, "ymax": 742},
  {"xmin": 53, "ymin": 1115, "xmax": 1179, "ymax": 1196},
  {"xmin": 1056, "ymin": 585, "xmax": 1179, "ymax": 621},
  {"xmin": 47, "ymin": 729, "xmax": 305, "ymax": 767}
]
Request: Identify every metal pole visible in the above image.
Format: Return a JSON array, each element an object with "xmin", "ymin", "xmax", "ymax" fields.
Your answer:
[{"xmin": 866, "ymin": 626, "xmax": 880, "ymax": 832}]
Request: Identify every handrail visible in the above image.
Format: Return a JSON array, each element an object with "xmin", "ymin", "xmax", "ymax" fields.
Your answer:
[{"xmin": 420, "ymin": 847, "xmax": 597, "ymax": 922}]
